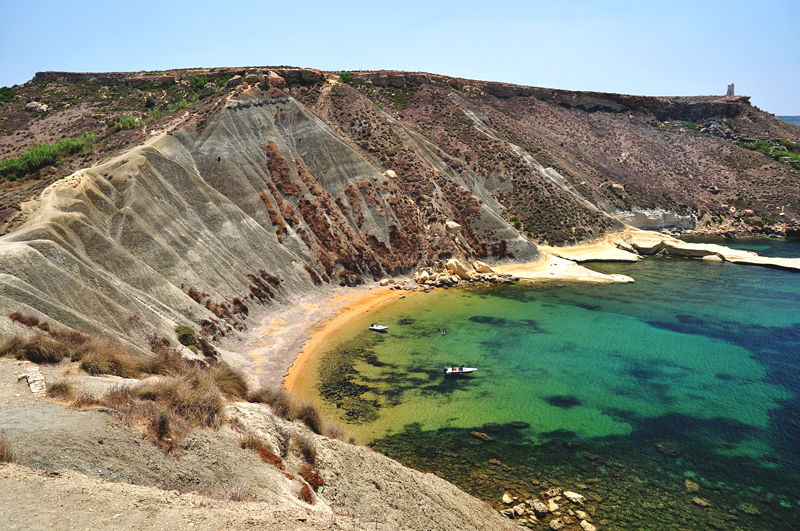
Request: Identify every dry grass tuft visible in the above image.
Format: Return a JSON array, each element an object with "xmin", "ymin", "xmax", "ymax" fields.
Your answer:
[
  {"xmin": 100, "ymin": 385, "xmax": 143, "ymax": 420},
  {"xmin": 70, "ymin": 391, "xmax": 100, "ymax": 409},
  {"xmin": 294, "ymin": 434, "xmax": 317, "ymax": 465},
  {"xmin": 150, "ymin": 407, "xmax": 172, "ymax": 444},
  {"xmin": 247, "ymin": 386, "xmax": 282, "ymax": 404},
  {"xmin": 79, "ymin": 341, "xmax": 141, "ymax": 378},
  {"xmin": 0, "ymin": 430, "xmax": 14, "ymax": 463},
  {"xmin": 211, "ymin": 362, "xmax": 249, "ymax": 400},
  {"xmin": 0, "ymin": 334, "xmax": 64, "ymax": 364},
  {"xmin": 323, "ymin": 422, "xmax": 347, "ymax": 441},
  {"xmin": 134, "ymin": 377, "xmax": 224, "ymax": 428},
  {"xmin": 294, "ymin": 402, "xmax": 323, "ymax": 434},
  {"xmin": 8, "ymin": 312, "xmax": 40, "ymax": 327},
  {"xmin": 139, "ymin": 347, "xmax": 187, "ymax": 376},
  {"xmin": 46, "ymin": 379, "xmax": 74, "ymax": 398},
  {"xmin": 249, "ymin": 386, "xmax": 345, "ymax": 440}
]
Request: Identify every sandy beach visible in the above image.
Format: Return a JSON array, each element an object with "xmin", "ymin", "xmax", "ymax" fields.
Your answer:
[
  {"xmin": 238, "ymin": 284, "xmax": 411, "ymax": 391},
  {"xmin": 283, "ymin": 287, "xmax": 410, "ymax": 393}
]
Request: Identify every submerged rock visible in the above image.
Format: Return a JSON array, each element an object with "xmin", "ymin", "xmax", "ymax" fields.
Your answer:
[
  {"xmin": 655, "ymin": 442, "xmax": 682, "ymax": 457},
  {"xmin": 564, "ymin": 491, "xmax": 585, "ymax": 504},
  {"xmin": 470, "ymin": 431, "xmax": 492, "ymax": 442},
  {"xmin": 737, "ymin": 502, "xmax": 761, "ymax": 515},
  {"xmin": 692, "ymin": 497, "xmax": 711, "ymax": 507},
  {"xmin": 529, "ymin": 498, "xmax": 549, "ymax": 515}
]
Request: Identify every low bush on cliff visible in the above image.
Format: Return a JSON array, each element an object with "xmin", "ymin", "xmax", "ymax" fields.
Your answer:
[
  {"xmin": 0, "ymin": 87, "xmax": 16, "ymax": 103},
  {"xmin": 746, "ymin": 140, "xmax": 771, "ymax": 155},
  {"xmin": 175, "ymin": 325, "xmax": 197, "ymax": 347},
  {"xmin": 0, "ymin": 133, "xmax": 95, "ymax": 180},
  {"xmin": 299, "ymin": 462, "xmax": 324, "ymax": 491},
  {"xmin": 118, "ymin": 116, "xmax": 139, "ymax": 130}
]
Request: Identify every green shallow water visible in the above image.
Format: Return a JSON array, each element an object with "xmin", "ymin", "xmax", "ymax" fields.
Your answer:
[{"xmin": 305, "ymin": 239, "xmax": 800, "ymax": 529}]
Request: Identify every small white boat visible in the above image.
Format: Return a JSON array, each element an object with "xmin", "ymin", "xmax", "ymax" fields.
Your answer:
[
  {"xmin": 443, "ymin": 366, "xmax": 477, "ymax": 375},
  {"xmin": 369, "ymin": 324, "xmax": 389, "ymax": 332}
]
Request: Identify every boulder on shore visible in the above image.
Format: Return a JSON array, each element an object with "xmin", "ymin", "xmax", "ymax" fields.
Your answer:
[{"xmin": 446, "ymin": 258, "xmax": 473, "ymax": 280}]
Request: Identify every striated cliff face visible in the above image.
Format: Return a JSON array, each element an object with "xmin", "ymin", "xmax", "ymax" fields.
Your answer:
[{"xmin": 0, "ymin": 85, "xmax": 540, "ymax": 352}]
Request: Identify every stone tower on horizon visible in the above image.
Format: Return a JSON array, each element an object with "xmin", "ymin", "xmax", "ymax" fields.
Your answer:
[{"xmin": 726, "ymin": 83, "xmax": 735, "ymax": 96}]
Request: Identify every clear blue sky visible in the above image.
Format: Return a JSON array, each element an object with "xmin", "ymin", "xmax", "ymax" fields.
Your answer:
[{"xmin": 2, "ymin": 0, "xmax": 798, "ymax": 114}]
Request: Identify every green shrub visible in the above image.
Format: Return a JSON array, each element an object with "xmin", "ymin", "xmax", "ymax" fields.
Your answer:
[
  {"xmin": 166, "ymin": 95, "xmax": 198, "ymax": 113},
  {"xmin": 145, "ymin": 108, "xmax": 162, "ymax": 123},
  {"xmin": 118, "ymin": 116, "xmax": 139, "ymax": 130},
  {"xmin": 189, "ymin": 76, "xmax": 208, "ymax": 91},
  {"xmin": 175, "ymin": 325, "xmax": 196, "ymax": 346},
  {"xmin": 0, "ymin": 133, "xmax": 95, "ymax": 179},
  {"xmin": 773, "ymin": 150, "xmax": 800, "ymax": 163},
  {"xmin": 0, "ymin": 87, "xmax": 16, "ymax": 103},
  {"xmin": 746, "ymin": 140, "xmax": 771, "ymax": 155},
  {"xmin": 338, "ymin": 71, "xmax": 355, "ymax": 84}
]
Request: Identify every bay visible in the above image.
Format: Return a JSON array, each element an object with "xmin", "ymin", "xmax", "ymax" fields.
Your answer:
[{"xmin": 300, "ymin": 237, "xmax": 800, "ymax": 529}]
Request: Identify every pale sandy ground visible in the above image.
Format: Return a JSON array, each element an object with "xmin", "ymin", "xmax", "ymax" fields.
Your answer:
[
  {"xmin": 237, "ymin": 286, "xmax": 411, "ymax": 390},
  {"xmin": 0, "ymin": 463, "xmax": 355, "ymax": 531},
  {"xmin": 541, "ymin": 228, "xmax": 800, "ymax": 272},
  {"xmin": 494, "ymin": 252, "xmax": 635, "ymax": 283}
]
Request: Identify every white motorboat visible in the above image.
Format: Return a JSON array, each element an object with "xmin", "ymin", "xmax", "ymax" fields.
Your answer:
[
  {"xmin": 443, "ymin": 366, "xmax": 477, "ymax": 375},
  {"xmin": 369, "ymin": 324, "xmax": 389, "ymax": 332}
]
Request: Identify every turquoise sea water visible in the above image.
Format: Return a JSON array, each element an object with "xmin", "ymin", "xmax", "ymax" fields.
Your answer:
[{"xmin": 307, "ymin": 237, "xmax": 800, "ymax": 529}]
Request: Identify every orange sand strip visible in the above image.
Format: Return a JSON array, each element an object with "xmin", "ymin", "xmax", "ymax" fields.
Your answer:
[{"xmin": 284, "ymin": 288, "xmax": 407, "ymax": 392}]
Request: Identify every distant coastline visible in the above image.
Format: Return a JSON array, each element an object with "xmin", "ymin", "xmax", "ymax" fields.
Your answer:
[{"xmin": 778, "ymin": 115, "xmax": 800, "ymax": 126}]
